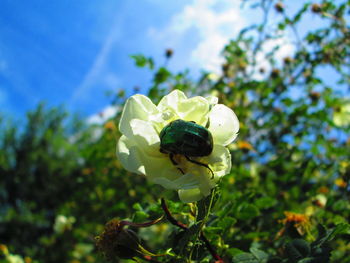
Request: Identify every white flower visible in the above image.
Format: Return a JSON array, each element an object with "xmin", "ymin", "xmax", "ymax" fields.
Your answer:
[
  {"xmin": 54, "ymin": 215, "xmax": 75, "ymax": 234},
  {"xmin": 116, "ymin": 90, "xmax": 239, "ymax": 202},
  {"xmin": 6, "ymin": 255, "xmax": 24, "ymax": 263}
]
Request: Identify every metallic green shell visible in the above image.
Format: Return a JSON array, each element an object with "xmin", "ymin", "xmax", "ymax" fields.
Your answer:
[{"xmin": 159, "ymin": 119, "xmax": 213, "ymax": 157}]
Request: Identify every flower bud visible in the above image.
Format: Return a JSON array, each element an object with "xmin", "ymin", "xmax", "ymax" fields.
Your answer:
[
  {"xmin": 275, "ymin": 2, "xmax": 284, "ymax": 13},
  {"xmin": 283, "ymin": 56, "xmax": 293, "ymax": 65},
  {"xmin": 165, "ymin": 48, "xmax": 174, "ymax": 58},
  {"xmin": 96, "ymin": 217, "xmax": 163, "ymax": 260},
  {"xmin": 311, "ymin": 3, "xmax": 322, "ymax": 13},
  {"xmin": 270, "ymin": 68, "xmax": 280, "ymax": 79},
  {"xmin": 95, "ymin": 219, "xmax": 141, "ymax": 260},
  {"xmin": 309, "ymin": 91, "xmax": 321, "ymax": 102}
]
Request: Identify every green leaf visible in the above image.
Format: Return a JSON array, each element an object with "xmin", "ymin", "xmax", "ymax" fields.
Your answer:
[
  {"xmin": 177, "ymin": 222, "xmax": 202, "ymax": 255},
  {"xmin": 315, "ymin": 223, "xmax": 350, "ymax": 246},
  {"xmin": 132, "ymin": 203, "xmax": 143, "ymax": 211},
  {"xmin": 218, "ymin": 216, "xmax": 237, "ymax": 229},
  {"xmin": 250, "ymin": 248, "xmax": 269, "ymax": 261},
  {"xmin": 130, "ymin": 54, "xmax": 154, "ymax": 69},
  {"xmin": 203, "ymin": 226, "xmax": 222, "ymax": 235},
  {"xmin": 285, "ymin": 239, "xmax": 311, "ymax": 261},
  {"xmin": 236, "ymin": 203, "xmax": 260, "ymax": 220},
  {"xmin": 292, "ymin": 3, "xmax": 310, "ymax": 24},
  {"xmin": 133, "ymin": 211, "xmax": 149, "ymax": 222},
  {"xmin": 233, "ymin": 253, "xmax": 259, "ymax": 263},
  {"xmin": 154, "ymin": 67, "xmax": 171, "ymax": 84},
  {"xmin": 255, "ymin": 196, "xmax": 277, "ymax": 209}
]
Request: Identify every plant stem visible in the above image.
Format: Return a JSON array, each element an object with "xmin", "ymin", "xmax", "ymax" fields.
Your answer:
[{"xmin": 160, "ymin": 198, "xmax": 225, "ymax": 262}]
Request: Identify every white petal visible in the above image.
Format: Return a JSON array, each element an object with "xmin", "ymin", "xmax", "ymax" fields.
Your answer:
[
  {"xmin": 129, "ymin": 119, "xmax": 161, "ymax": 156},
  {"xmin": 208, "ymin": 104, "xmax": 239, "ymax": 146},
  {"xmin": 117, "ymin": 133, "xmax": 181, "ymax": 181},
  {"xmin": 178, "ymin": 96, "xmax": 209, "ymax": 126},
  {"xmin": 116, "ymin": 135, "xmax": 146, "ymax": 174},
  {"xmin": 198, "ymin": 176, "xmax": 216, "ymax": 197},
  {"xmin": 205, "ymin": 95, "xmax": 218, "ymax": 107},
  {"xmin": 178, "ymin": 189, "xmax": 203, "ymax": 203},
  {"xmin": 157, "ymin": 90, "xmax": 210, "ymax": 126},
  {"xmin": 157, "ymin": 90, "xmax": 187, "ymax": 111},
  {"xmin": 151, "ymin": 173, "xmax": 199, "ymax": 190},
  {"xmin": 119, "ymin": 94, "xmax": 159, "ymax": 138},
  {"xmin": 200, "ymin": 144, "xmax": 232, "ymax": 179}
]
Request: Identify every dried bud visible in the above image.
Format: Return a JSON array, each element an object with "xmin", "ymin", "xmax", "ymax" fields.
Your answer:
[
  {"xmin": 275, "ymin": 2, "xmax": 284, "ymax": 13},
  {"xmin": 96, "ymin": 219, "xmax": 141, "ymax": 260},
  {"xmin": 309, "ymin": 91, "xmax": 321, "ymax": 102},
  {"xmin": 165, "ymin": 48, "xmax": 174, "ymax": 58},
  {"xmin": 96, "ymin": 217, "xmax": 163, "ymax": 261},
  {"xmin": 270, "ymin": 68, "xmax": 280, "ymax": 79},
  {"xmin": 283, "ymin": 56, "xmax": 293, "ymax": 65},
  {"xmin": 311, "ymin": 3, "xmax": 322, "ymax": 13}
]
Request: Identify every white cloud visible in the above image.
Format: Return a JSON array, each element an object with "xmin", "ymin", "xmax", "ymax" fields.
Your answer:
[
  {"xmin": 86, "ymin": 105, "xmax": 119, "ymax": 125},
  {"xmin": 148, "ymin": 0, "xmax": 246, "ymax": 73},
  {"xmin": 249, "ymin": 34, "xmax": 296, "ymax": 80}
]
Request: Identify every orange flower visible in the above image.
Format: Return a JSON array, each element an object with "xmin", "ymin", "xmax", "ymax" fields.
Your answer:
[
  {"xmin": 335, "ymin": 178, "xmax": 347, "ymax": 188},
  {"xmin": 104, "ymin": 121, "xmax": 116, "ymax": 130},
  {"xmin": 237, "ymin": 141, "xmax": 254, "ymax": 151},
  {"xmin": 277, "ymin": 212, "xmax": 311, "ymax": 238},
  {"xmin": 317, "ymin": 186, "xmax": 329, "ymax": 194}
]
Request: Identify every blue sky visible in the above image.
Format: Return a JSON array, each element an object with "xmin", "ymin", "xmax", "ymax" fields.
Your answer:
[
  {"xmin": 0, "ymin": 0, "xmax": 344, "ymax": 120},
  {"xmin": 1, "ymin": 0, "xmax": 248, "ymax": 119},
  {"xmin": 0, "ymin": 0, "xmax": 185, "ymax": 118}
]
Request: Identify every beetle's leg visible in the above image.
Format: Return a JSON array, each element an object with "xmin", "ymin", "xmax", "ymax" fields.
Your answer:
[
  {"xmin": 205, "ymin": 119, "xmax": 210, "ymax": 129},
  {"xmin": 169, "ymin": 153, "xmax": 185, "ymax": 174},
  {"xmin": 185, "ymin": 156, "xmax": 214, "ymax": 179}
]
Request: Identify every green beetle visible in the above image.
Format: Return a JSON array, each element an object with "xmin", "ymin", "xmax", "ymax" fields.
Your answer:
[{"xmin": 159, "ymin": 119, "xmax": 214, "ymax": 177}]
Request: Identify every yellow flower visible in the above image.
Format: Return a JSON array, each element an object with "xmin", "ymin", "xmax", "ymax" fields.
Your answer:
[
  {"xmin": 116, "ymin": 90, "xmax": 239, "ymax": 202},
  {"xmin": 333, "ymin": 101, "xmax": 350, "ymax": 127}
]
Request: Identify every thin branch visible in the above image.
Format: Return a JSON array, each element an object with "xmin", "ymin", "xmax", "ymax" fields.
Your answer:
[
  {"xmin": 160, "ymin": 198, "xmax": 187, "ymax": 230},
  {"xmin": 160, "ymin": 198, "xmax": 225, "ymax": 262}
]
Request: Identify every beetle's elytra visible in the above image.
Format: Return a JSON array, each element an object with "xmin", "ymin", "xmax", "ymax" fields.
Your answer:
[{"xmin": 159, "ymin": 119, "xmax": 214, "ymax": 177}]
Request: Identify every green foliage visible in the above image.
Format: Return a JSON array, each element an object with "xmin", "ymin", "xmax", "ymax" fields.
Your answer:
[{"xmin": 1, "ymin": 0, "xmax": 350, "ymax": 262}]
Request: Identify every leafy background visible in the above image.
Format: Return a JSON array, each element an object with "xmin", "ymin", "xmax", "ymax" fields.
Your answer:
[{"xmin": 1, "ymin": 0, "xmax": 349, "ymax": 262}]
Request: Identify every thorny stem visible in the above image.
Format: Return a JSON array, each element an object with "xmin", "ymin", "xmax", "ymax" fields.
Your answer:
[
  {"xmin": 161, "ymin": 198, "xmax": 188, "ymax": 230},
  {"xmin": 160, "ymin": 198, "xmax": 224, "ymax": 262},
  {"xmin": 119, "ymin": 216, "xmax": 164, "ymax": 229}
]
